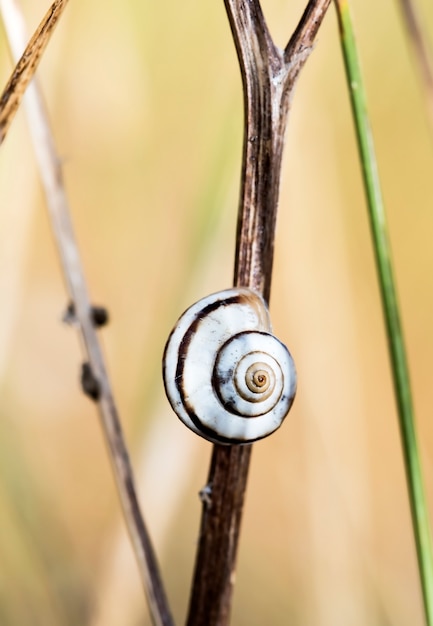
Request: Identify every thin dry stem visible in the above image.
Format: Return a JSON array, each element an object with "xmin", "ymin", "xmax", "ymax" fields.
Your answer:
[
  {"xmin": 0, "ymin": 0, "xmax": 69, "ymax": 144},
  {"xmin": 396, "ymin": 0, "xmax": 433, "ymax": 133},
  {"xmin": 186, "ymin": 1, "xmax": 331, "ymax": 625},
  {"xmin": 0, "ymin": 2, "xmax": 173, "ymax": 625}
]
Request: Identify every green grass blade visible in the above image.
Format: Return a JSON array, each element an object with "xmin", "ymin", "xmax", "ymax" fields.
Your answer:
[{"xmin": 334, "ymin": 1, "xmax": 433, "ymax": 623}]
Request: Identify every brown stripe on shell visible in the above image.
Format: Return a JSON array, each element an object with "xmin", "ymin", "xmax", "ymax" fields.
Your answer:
[{"xmin": 174, "ymin": 293, "xmax": 258, "ymax": 437}]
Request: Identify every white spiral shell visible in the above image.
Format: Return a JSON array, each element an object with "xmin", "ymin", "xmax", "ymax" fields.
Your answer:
[{"xmin": 162, "ymin": 288, "xmax": 297, "ymax": 444}]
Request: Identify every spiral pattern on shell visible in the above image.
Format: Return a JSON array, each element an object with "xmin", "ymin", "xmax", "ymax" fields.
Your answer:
[{"xmin": 163, "ymin": 288, "xmax": 297, "ymax": 444}]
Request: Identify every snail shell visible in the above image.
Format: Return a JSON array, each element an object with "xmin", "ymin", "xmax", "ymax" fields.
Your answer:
[{"xmin": 162, "ymin": 288, "xmax": 297, "ymax": 444}]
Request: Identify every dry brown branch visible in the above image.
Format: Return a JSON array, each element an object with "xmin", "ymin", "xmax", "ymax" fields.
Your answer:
[
  {"xmin": 0, "ymin": 0, "xmax": 69, "ymax": 144},
  {"xmin": 186, "ymin": 2, "xmax": 331, "ymax": 625},
  {"xmin": 0, "ymin": 2, "xmax": 173, "ymax": 625},
  {"xmin": 396, "ymin": 0, "xmax": 433, "ymax": 132}
]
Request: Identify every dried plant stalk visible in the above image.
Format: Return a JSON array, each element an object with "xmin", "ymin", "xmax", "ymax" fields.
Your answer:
[
  {"xmin": 0, "ymin": 0, "xmax": 69, "ymax": 144},
  {"xmin": 0, "ymin": 2, "xmax": 173, "ymax": 625},
  {"xmin": 396, "ymin": 0, "xmax": 433, "ymax": 133},
  {"xmin": 186, "ymin": 2, "xmax": 331, "ymax": 625}
]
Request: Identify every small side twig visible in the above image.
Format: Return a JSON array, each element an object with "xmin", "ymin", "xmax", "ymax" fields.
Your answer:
[
  {"xmin": 0, "ymin": 0, "xmax": 69, "ymax": 145},
  {"xmin": 186, "ymin": 2, "xmax": 331, "ymax": 625},
  {"xmin": 0, "ymin": 2, "xmax": 174, "ymax": 625}
]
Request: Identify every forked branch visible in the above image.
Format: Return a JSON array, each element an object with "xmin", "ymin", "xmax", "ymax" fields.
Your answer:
[{"xmin": 186, "ymin": 2, "xmax": 331, "ymax": 625}]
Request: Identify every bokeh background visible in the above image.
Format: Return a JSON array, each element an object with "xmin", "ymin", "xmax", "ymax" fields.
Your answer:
[{"xmin": 0, "ymin": 0, "xmax": 433, "ymax": 624}]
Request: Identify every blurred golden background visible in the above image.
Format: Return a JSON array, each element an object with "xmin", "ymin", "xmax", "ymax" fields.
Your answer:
[{"xmin": 1, "ymin": 0, "xmax": 433, "ymax": 624}]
